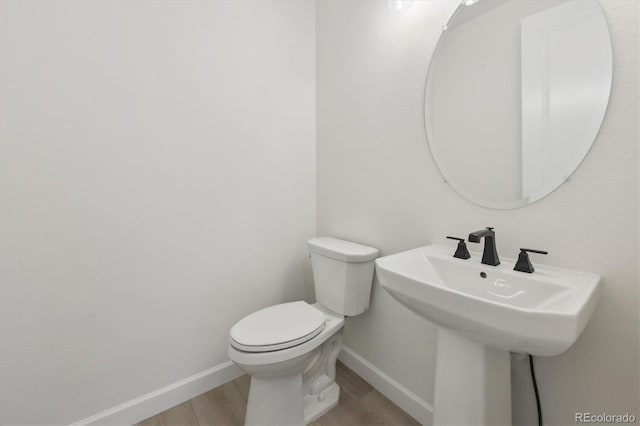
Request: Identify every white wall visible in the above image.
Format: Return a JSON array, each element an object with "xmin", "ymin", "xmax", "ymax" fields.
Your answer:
[
  {"xmin": 0, "ymin": 1, "xmax": 315, "ymax": 424},
  {"xmin": 317, "ymin": 0, "xmax": 639, "ymax": 424}
]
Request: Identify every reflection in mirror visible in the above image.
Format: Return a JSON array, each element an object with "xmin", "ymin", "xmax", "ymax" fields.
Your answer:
[{"xmin": 425, "ymin": 0, "xmax": 612, "ymax": 209}]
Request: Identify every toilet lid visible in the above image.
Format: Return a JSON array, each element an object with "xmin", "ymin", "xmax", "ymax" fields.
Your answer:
[{"xmin": 230, "ymin": 301, "xmax": 326, "ymax": 353}]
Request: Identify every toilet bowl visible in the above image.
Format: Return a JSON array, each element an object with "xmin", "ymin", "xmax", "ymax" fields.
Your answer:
[{"xmin": 228, "ymin": 238, "xmax": 378, "ymax": 426}]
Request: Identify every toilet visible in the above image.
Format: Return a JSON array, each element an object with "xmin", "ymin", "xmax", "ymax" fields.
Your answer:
[{"xmin": 228, "ymin": 237, "xmax": 379, "ymax": 426}]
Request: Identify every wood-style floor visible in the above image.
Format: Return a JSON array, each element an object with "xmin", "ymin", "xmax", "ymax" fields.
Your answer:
[{"xmin": 137, "ymin": 361, "xmax": 420, "ymax": 426}]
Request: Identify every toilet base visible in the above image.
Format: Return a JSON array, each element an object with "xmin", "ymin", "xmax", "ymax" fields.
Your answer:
[
  {"xmin": 246, "ymin": 374, "xmax": 305, "ymax": 426},
  {"xmin": 304, "ymin": 382, "xmax": 340, "ymax": 424},
  {"xmin": 245, "ymin": 376, "xmax": 341, "ymax": 426}
]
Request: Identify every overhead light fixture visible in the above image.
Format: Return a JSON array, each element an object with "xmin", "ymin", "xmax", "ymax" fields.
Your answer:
[
  {"xmin": 388, "ymin": 0, "xmax": 412, "ymax": 11},
  {"xmin": 463, "ymin": 0, "xmax": 480, "ymax": 5}
]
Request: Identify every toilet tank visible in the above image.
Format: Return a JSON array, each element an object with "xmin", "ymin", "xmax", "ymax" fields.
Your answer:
[{"xmin": 308, "ymin": 238, "xmax": 379, "ymax": 316}]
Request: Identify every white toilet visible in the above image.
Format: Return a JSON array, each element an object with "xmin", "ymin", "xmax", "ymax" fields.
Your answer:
[{"xmin": 228, "ymin": 237, "xmax": 379, "ymax": 426}]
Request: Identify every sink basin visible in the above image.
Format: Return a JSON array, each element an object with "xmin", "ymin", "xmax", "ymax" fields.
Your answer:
[
  {"xmin": 376, "ymin": 244, "xmax": 601, "ymax": 425},
  {"xmin": 375, "ymin": 245, "xmax": 600, "ymax": 356}
]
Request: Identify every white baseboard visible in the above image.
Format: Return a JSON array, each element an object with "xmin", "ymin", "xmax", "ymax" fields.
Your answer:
[
  {"xmin": 72, "ymin": 348, "xmax": 430, "ymax": 426},
  {"xmin": 338, "ymin": 346, "xmax": 433, "ymax": 426},
  {"xmin": 72, "ymin": 360, "xmax": 244, "ymax": 426}
]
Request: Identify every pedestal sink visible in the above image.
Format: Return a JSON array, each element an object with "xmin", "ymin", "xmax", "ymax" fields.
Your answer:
[{"xmin": 375, "ymin": 245, "xmax": 600, "ymax": 425}]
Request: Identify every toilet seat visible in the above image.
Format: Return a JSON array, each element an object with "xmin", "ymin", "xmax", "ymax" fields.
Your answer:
[{"xmin": 230, "ymin": 301, "xmax": 326, "ymax": 352}]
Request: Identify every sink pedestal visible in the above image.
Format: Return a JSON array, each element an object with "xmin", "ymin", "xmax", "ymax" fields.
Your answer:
[{"xmin": 433, "ymin": 328, "xmax": 511, "ymax": 426}]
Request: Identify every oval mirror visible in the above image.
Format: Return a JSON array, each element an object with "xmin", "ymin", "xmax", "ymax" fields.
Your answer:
[{"xmin": 425, "ymin": 0, "xmax": 612, "ymax": 209}]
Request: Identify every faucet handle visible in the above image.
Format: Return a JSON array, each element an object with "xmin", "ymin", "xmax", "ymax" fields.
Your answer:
[
  {"xmin": 446, "ymin": 236, "xmax": 471, "ymax": 260},
  {"xmin": 521, "ymin": 248, "xmax": 548, "ymax": 255},
  {"xmin": 514, "ymin": 248, "xmax": 548, "ymax": 273}
]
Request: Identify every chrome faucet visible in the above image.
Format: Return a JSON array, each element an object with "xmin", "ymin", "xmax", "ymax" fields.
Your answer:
[{"xmin": 468, "ymin": 227, "xmax": 500, "ymax": 266}]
